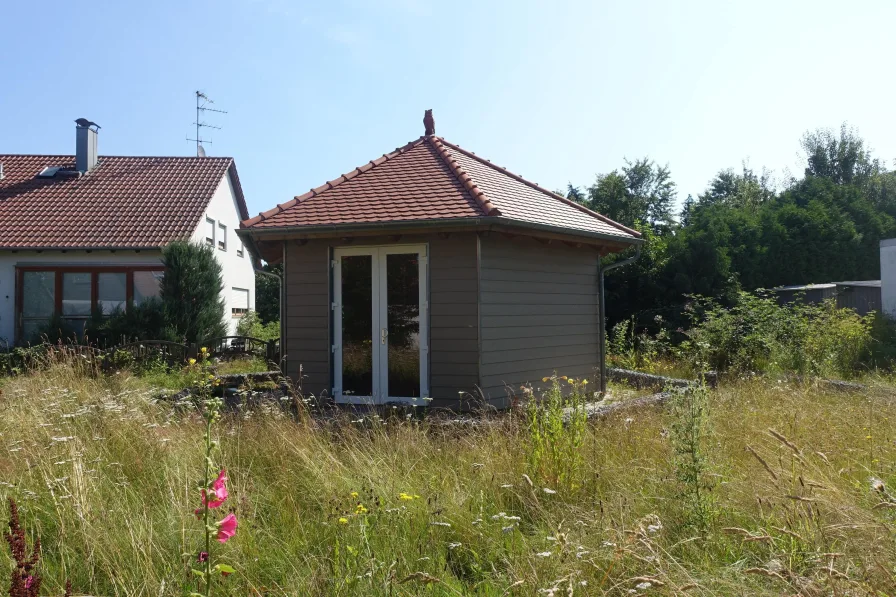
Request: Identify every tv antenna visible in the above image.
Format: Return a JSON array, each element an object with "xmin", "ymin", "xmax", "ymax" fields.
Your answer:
[{"xmin": 186, "ymin": 90, "xmax": 227, "ymax": 156}]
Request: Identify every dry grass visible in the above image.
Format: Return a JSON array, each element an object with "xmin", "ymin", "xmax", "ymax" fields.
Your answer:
[{"xmin": 1, "ymin": 364, "xmax": 895, "ymax": 595}]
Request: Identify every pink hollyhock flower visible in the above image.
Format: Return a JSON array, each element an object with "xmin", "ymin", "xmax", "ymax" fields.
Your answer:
[
  {"xmin": 24, "ymin": 576, "xmax": 33, "ymax": 589},
  {"xmin": 198, "ymin": 551, "xmax": 209, "ymax": 563},
  {"xmin": 202, "ymin": 470, "xmax": 229, "ymax": 509},
  {"xmin": 217, "ymin": 513, "xmax": 238, "ymax": 543}
]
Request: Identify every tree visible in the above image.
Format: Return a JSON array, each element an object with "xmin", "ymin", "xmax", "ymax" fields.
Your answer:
[
  {"xmin": 255, "ymin": 263, "xmax": 282, "ymax": 324},
  {"xmin": 584, "ymin": 158, "xmax": 676, "ymax": 230},
  {"xmin": 160, "ymin": 241, "xmax": 227, "ymax": 343}
]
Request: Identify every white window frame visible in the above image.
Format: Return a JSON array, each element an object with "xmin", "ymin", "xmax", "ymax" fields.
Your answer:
[
  {"xmin": 332, "ymin": 244, "xmax": 429, "ymax": 405},
  {"xmin": 205, "ymin": 217, "xmax": 215, "ymax": 247},
  {"xmin": 218, "ymin": 223, "xmax": 227, "ymax": 251},
  {"xmin": 236, "ymin": 242, "xmax": 244, "ymax": 258}
]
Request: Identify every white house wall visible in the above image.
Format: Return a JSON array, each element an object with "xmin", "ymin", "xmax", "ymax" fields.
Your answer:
[
  {"xmin": 0, "ymin": 251, "xmax": 164, "ymax": 346},
  {"xmin": 882, "ymin": 239, "xmax": 896, "ymax": 318},
  {"xmin": 189, "ymin": 170, "xmax": 256, "ymax": 335}
]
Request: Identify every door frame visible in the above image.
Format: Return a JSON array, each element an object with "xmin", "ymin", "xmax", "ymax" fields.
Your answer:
[{"xmin": 332, "ymin": 244, "xmax": 429, "ymax": 405}]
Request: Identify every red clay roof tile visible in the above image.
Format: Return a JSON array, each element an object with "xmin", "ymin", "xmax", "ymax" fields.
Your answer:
[
  {"xmin": 243, "ymin": 136, "xmax": 639, "ymax": 240},
  {"xmin": 0, "ymin": 155, "xmax": 248, "ymax": 249}
]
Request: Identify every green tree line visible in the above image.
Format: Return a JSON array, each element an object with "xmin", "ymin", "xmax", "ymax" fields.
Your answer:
[{"xmin": 568, "ymin": 125, "xmax": 896, "ymax": 329}]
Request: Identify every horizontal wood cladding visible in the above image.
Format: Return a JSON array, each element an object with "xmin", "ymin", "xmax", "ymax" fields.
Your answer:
[
  {"xmin": 284, "ymin": 241, "xmax": 330, "ymax": 396},
  {"xmin": 282, "ymin": 233, "xmax": 479, "ymax": 406},
  {"xmin": 478, "ymin": 236, "xmax": 600, "ymax": 406}
]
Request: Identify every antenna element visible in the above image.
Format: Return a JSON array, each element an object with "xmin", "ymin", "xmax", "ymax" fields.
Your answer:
[{"xmin": 186, "ymin": 90, "xmax": 227, "ymax": 156}]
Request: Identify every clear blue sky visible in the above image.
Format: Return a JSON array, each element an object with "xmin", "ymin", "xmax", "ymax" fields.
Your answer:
[{"xmin": 3, "ymin": 0, "xmax": 894, "ymax": 218}]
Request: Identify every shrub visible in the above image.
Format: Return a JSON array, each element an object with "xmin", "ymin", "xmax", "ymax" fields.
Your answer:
[
  {"xmin": 235, "ymin": 311, "xmax": 279, "ymax": 341},
  {"xmin": 679, "ymin": 292, "xmax": 874, "ymax": 378},
  {"xmin": 85, "ymin": 298, "xmax": 177, "ymax": 347},
  {"xmin": 160, "ymin": 241, "xmax": 227, "ymax": 343}
]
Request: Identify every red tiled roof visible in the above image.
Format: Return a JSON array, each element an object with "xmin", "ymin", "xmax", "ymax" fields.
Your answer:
[
  {"xmin": 243, "ymin": 136, "xmax": 640, "ymax": 241},
  {"xmin": 0, "ymin": 155, "xmax": 248, "ymax": 249}
]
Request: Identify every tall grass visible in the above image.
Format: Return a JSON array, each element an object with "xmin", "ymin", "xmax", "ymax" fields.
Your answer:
[{"xmin": 2, "ymin": 362, "xmax": 896, "ymax": 594}]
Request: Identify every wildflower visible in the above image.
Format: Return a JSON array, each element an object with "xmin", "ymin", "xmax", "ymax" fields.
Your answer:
[
  {"xmin": 398, "ymin": 492, "xmax": 416, "ymax": 501},
  {"xmin": 355, "ymin": 504, "xmax": 368, "ymax": 514},
  {"xmin": 198, "ymin": 551, "xmax": 209, "ymax": 563},
  {"xmin": 338, "ymin": 517, "xmax": 348, "ymax": 524},
  {"xmin": 871, "ymin": 477, "xmax": 886, "ymax": 493},
  {"xmin": 350, "ymin": 491, "xmax": 359, "ymax": 498},
  {"xmin": 448, "ymin": 542, "xmax": 462, "ymax": 549},
  {"xmin": 535, "ymin": 551, "xmax": 552, "ymax": 557},
  {"xmin": 189, "ymin": 358, "xmax": 197, "ymax": 365},
  {"xmin": 24, "ymin": 576, "xmax": 34, "ymax": 589},
  {"xmin": 542, "ymin": 376, "xmax": 550, "ymax": 382},
  {"xmin": 201, "ymin": 347, "xmax": 208, "ymax": 354},
  {"xmin": 202, "ymin": 470, "xmax": 228, "ymax": 508},
  {"xmin": 430, "ymin": 521, "xmax": 452, "ymax": 527},
  {"xmin": 635, "ymin": 581, "xmax": 652, "ymax": 590},
  {"xmin": 542, "ymin": 487, "xmax": 557, "ymax": 495},
  {"xmin": 582, "ymin": 379, "xmax": 588, "ymax": 385},
  {"xmin": 216, "ymin": 513, "xmax": 238, "ymax": 543}
]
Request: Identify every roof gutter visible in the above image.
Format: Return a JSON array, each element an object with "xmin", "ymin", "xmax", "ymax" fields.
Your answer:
[
  {"xmin": 237, "ymin": 216, "xmax": 644, "ymax": 247},
  {"xmin": 598, "ymin": 245, "xmax": 642, "ymax": 395}
]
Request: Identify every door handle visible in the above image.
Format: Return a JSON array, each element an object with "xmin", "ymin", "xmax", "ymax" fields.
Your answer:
[{"xmin": 381, "ymin": 328, "xmax": 388, "ymax": 345}]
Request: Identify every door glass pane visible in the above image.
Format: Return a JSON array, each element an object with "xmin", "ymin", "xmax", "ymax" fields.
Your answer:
[
  {"xmin": 133, "ymin": 271, "xmax": 163, "ymax": 305},
  {"xmin": 22, "ymin": 272, "xmax": 55, "ymax": 317},
  {"xmin": 386, "ymin": 253, "xmax": 420, "ymax": 398},
  {"xmin": 98, "ymin": 273, "xmax": 127, "ymax": 315},
  {"xmin": 62, "ymin": 273, "xmax": 92, "ymax": 315},
  {"xmin": 341, "ymin": 255, "xmax": 373, "ymax": 397}
]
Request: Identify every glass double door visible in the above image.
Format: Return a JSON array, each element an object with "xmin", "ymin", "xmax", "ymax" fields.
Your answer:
[{"xmin": 333, "ymin": 245, "xmax": 428, "ymax": 404}]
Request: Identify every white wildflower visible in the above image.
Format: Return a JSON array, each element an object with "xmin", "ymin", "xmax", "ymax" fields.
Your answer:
[
  {"xmin": 448, "ymin": 542, "xmax": 462, "ymax": 550},
  {"xmin": 535, "ymin": 551, "xmax": 552, "ymax": 557},
  {"xmin": 542, "ymin": 487, "xmax": 557, "ymax": 495},
  {"xmin": 635, "ymin": 581, "xmax": 652, "ymax": 590}
]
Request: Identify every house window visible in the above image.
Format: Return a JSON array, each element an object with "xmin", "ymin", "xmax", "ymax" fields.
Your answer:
[
  {"xmin": 232, "ymin": 287, "xmax": 249, "ymax": 317},
  {"xmin": 236, "ymin": 243, "xmax": 244, "ymax": 258},
  {"xmin": 20, "ymin": 271, "xmax": 55, "ymax": 342},
  {"xmin": 98, "ymin": 272, "xmax": 127, "ymax": 315},
  {"xmin": 205, "ymin": 218, "xmax": 215, "ymax": 246},
  {"xmin": 16, "ymin": 266, "xmax": 164, "ymax": 343},
  {"xmin": 218, "ymin": 223, "xmax": 227, "ymax": 251},
  {"xmin": 133, "ymin": 271, "xmax": 163, "ymax": 306},
  {"xmin": 62, "ymin": 273, "xmax": 92, "ymax": 335}
]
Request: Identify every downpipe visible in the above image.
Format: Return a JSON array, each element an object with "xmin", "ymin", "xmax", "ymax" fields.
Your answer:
[{"xmin": 598, "ymin": 246, "xmax": 641, "ymax": 395}]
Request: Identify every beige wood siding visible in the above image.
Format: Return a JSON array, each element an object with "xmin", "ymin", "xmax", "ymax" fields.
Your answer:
[
  {"xmin": 283, "ymin": 234, "xmax": 479, "ymax": 407},
  {"xmin": 478, "ymin": 235, "xmax": 600, "ymax": 407}
]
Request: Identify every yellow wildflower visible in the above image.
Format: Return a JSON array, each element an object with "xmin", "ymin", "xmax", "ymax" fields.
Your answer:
[
  {"xmin": 338, "ymin": 517, "xmax": 348, "ymax": 524},
  {"xmin": 350, "ymin": 491, "xmax": 359, "ymax": 498},
  {"xmin": 542, "ymin": 376, "xmax": 550, "ymax": 382},
  {"xmin": 355, "ymin": 504, "xmax": 368, "ymax": 514},
  {"xmin": 201, "ymin": 346, "xmax": 208, "ymax": 354},
  {"xmin": 398, "ymin": 492, "xmax": 416, "ymax": 501},
  {"xmin": 582, "ymin": 379, "xmax": 588, "ymax": 385},
  {"xmin": 560, "ymin": 376, "xmax": 567, "ymax": 380},
  {"xmin": 188, "ymin": 358, "xmax": 197, "ymax": 365}
]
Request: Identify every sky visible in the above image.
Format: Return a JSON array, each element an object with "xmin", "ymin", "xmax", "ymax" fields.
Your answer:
[{"xmin": 2, "ymin": 0, "xmax": 895, "ymax": 219}]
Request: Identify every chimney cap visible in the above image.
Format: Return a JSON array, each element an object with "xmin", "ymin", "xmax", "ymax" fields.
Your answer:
[{"xmin": 75, "ymin": 118, "xmax": 101, "ymax": 131}]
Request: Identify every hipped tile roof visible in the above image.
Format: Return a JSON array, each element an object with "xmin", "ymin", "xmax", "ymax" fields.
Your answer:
[
  {"xmin": 243, "ymin": 136, "xmax": 640, "ymax": 242},
  {"xmin": 0, "ymin": 155, "xmax": 247, "ymax": 249}
]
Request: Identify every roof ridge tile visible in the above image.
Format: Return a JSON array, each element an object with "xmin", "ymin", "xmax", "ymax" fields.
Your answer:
[
  {"xmin": 436, "ymin": 138, "xmax": 641, "ymax": 239},
  {"xmin": 428, "ymin": 136, "xmax": 499, "ymax": 217}
]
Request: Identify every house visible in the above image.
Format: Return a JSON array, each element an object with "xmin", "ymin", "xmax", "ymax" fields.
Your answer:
[
  {"xmin": 0, "ymin": 120, "xmax": 255, "ymax": 346},
  {"xmin": 239, "ymin": 113, "xmax": 642, "ymax": 409}
]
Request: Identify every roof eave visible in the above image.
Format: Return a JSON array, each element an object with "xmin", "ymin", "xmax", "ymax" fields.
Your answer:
[
  {"xmin": 237, "ymin": 216, "xmax": 642, "ymax": 248},
  {"xmin": 0, "ymin": 245, "xmax": 165, "ymax": 252}
]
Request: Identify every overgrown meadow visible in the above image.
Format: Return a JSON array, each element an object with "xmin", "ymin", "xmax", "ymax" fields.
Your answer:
[{"xmin": 2, "ymin": 356, "xmax": 896, "ymax": 595}]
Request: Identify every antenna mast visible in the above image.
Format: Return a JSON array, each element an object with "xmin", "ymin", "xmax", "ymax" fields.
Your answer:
[{"xmin": 186, "ymin": 91, "xmax": 227, "ymax": 156}]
